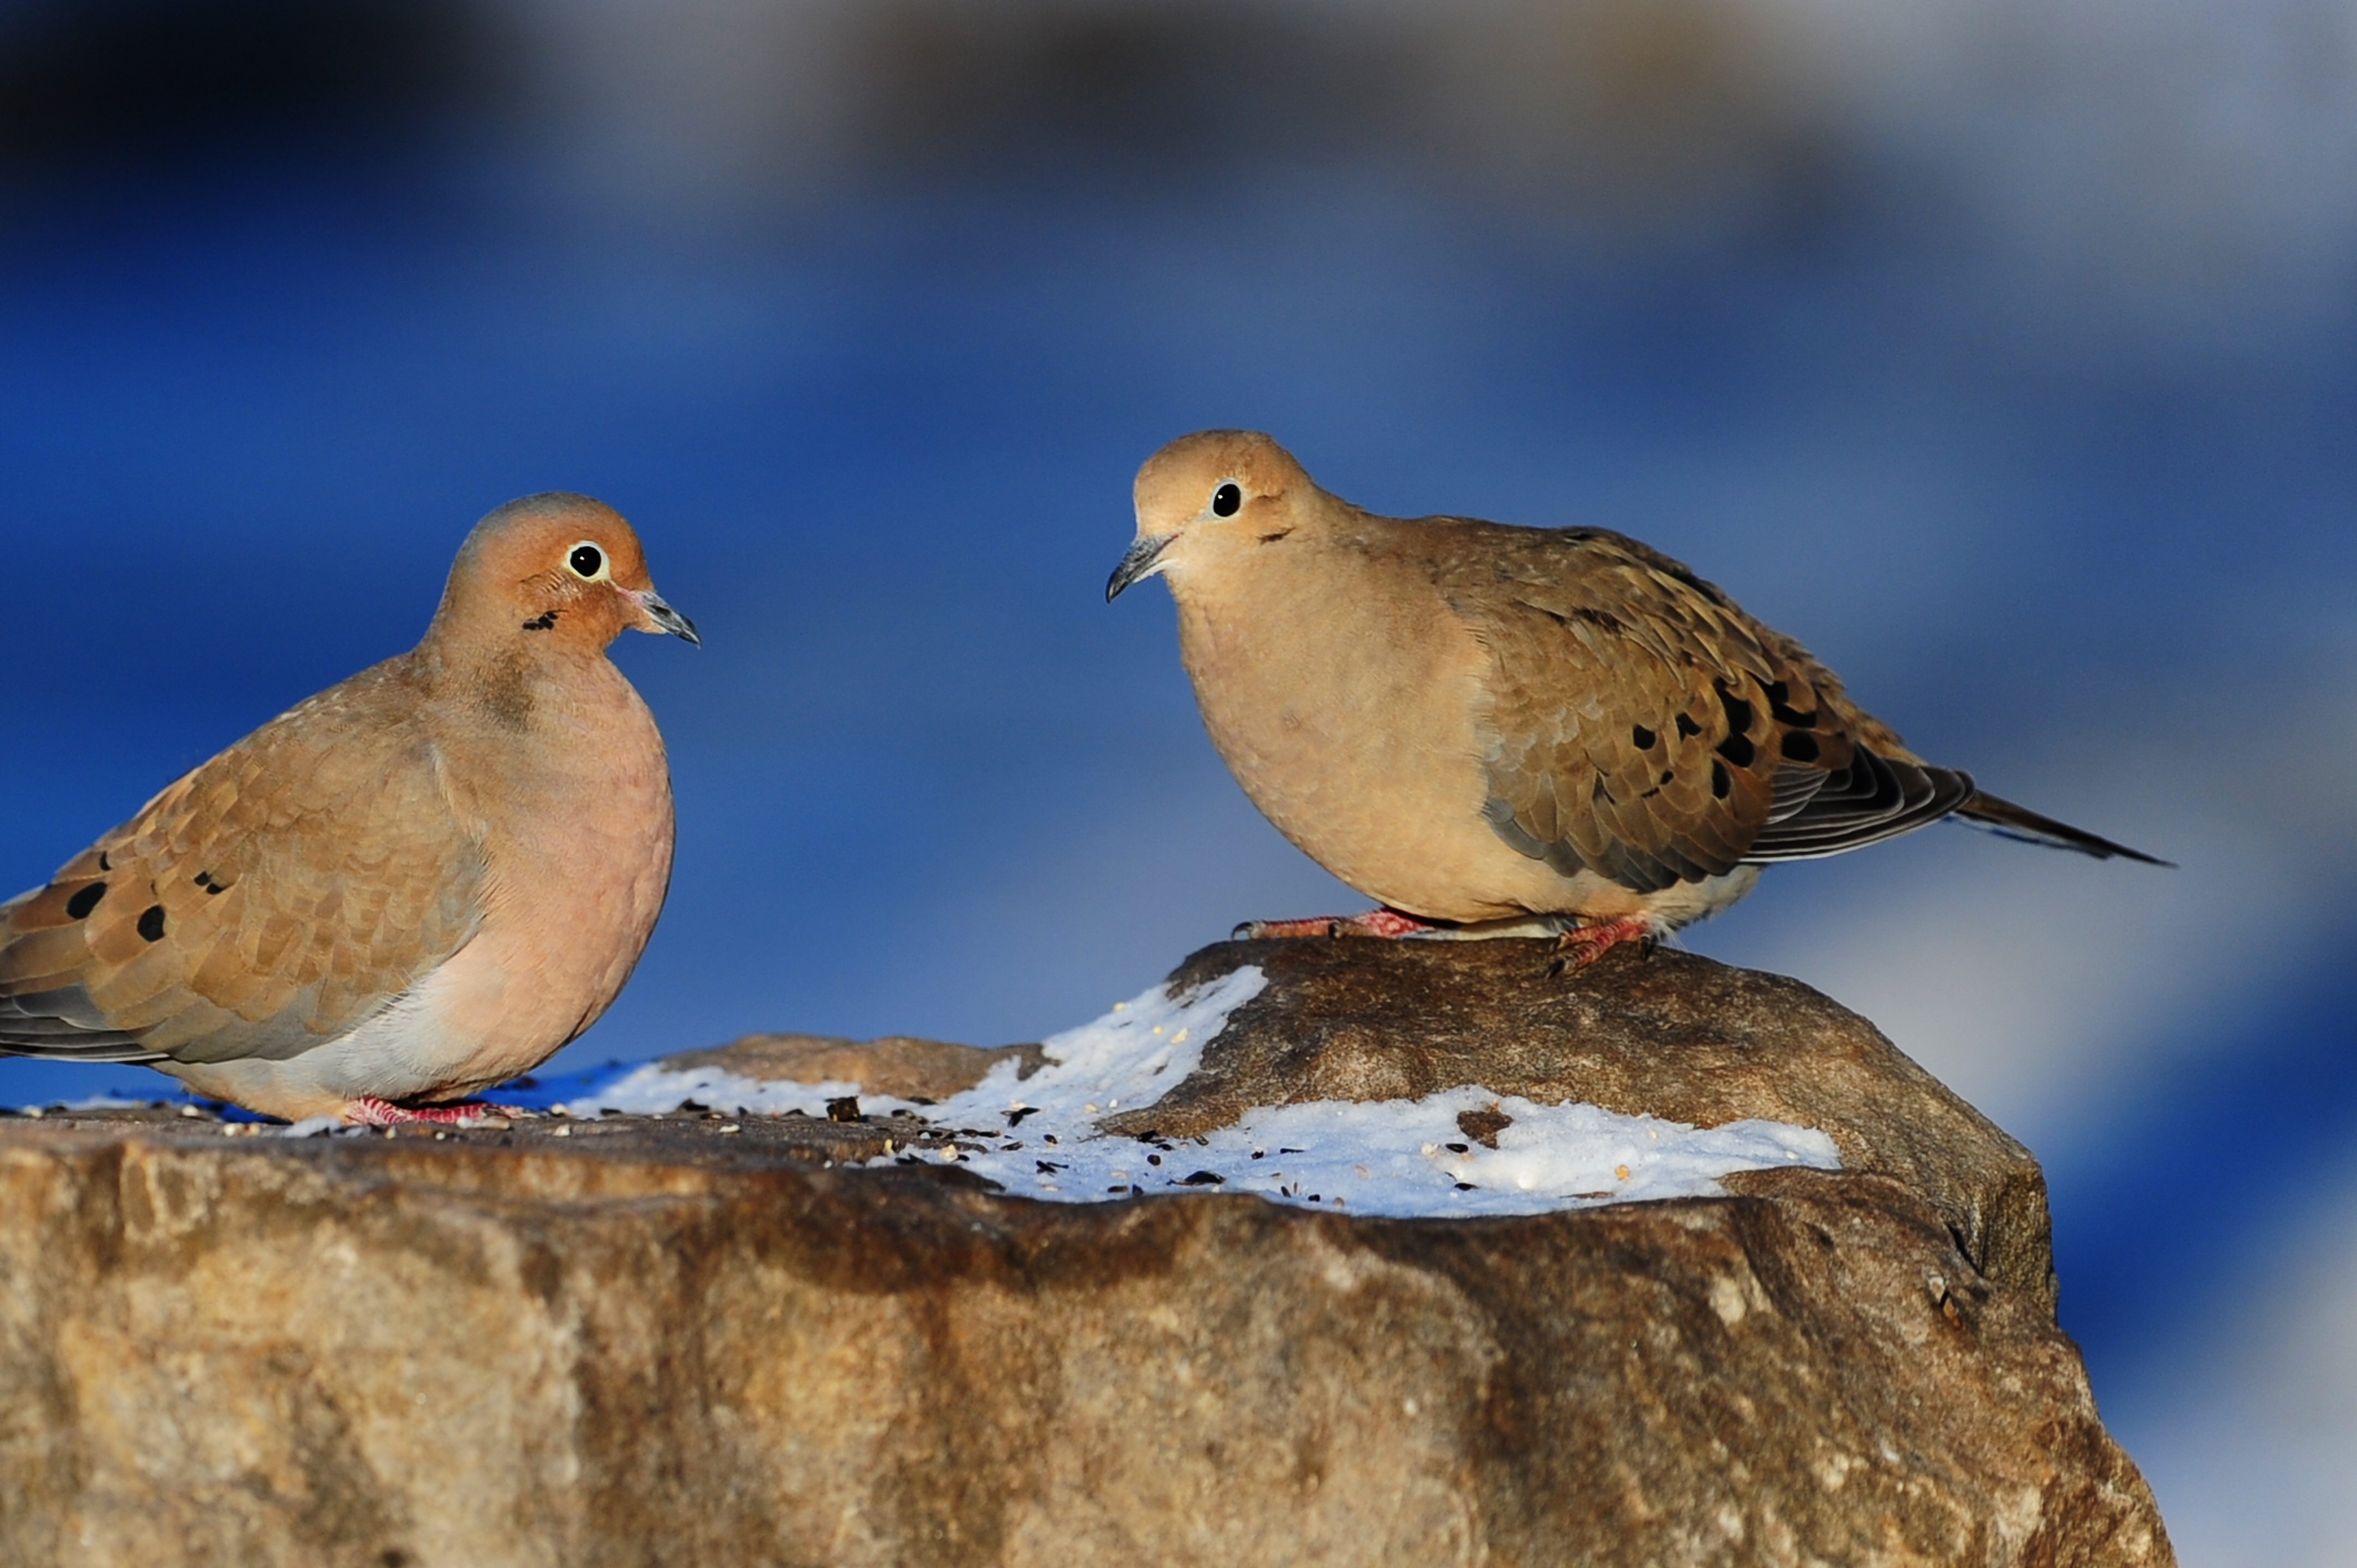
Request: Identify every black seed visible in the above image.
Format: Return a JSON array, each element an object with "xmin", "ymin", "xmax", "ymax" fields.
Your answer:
[
  {"xmin": 1676, "ymin": 711, "xmax": 1702, "ymax": 738},
  {"xmin": 1445, "ymin": 1142, "xmax": 1470, "ymax": 1154},
  {"xmin": 1780, "ymin": 731, "xmax": 1821, "ymax": 763},
  {"xmin": 1711, "ymin": 761, "xmax": 1731, "ymax": 799},
  {"xmin": 1006, "ymin": 1106, "xmax": 1039, "ymax": 1126},
  {"xmin": 1455, "ymin": 1182, "xmax": 1476, "ymax": 1192},
  {"xmin": 1147, "ymin": 1153, "xmax": 1161, "ymax": 1165},
  {"xmin": 137, "ymin": 905, "xmax": 167, "ymax": 942},
  {"xmin": 1716, "ymin": 733, "xmax": 1756, "ymax": 768},
  {"xmin": 65, "ymin": 883, "xmax": 107, "ymax": 920},
  {"xmin": 1632, "ymin": 725, "xmax": 1656, "ymax": 751},
  {"xmin": 1179, "ymin": 1170, "xmax": 1225, "ymax": 1185}
]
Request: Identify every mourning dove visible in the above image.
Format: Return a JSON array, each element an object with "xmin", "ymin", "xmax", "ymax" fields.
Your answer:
[
  {"xmin": 0, "ymin": 494, "xmax": 699, "ymax": 1123},
  {"xmin": 1108, "ymin": 431, "xmax": 2165, "ymax": 963}
]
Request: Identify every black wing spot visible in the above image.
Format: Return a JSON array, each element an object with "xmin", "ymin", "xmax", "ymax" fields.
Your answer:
[
  {"xmin": 1711, "ymin": 760, "xmax": 1731, "ymax": 800},
  {"xmin": 521, "ymin": 610, "xmax": 560, "ymax": 632},
  {"xmin": 1632, "ymin": 725, "xmax": 1657, "ymax": 751},
  {"xmin": 97, "ymin": 851, "xmax": 111, "ymax": 872},
  {"xmin": 1659, "ymin": 770, "xmax": 1674, "ymax": 785},
  {"xmin": 1780, "ymin": 731, "xmax": 1821, "ymax": 764},
  {"xmin": 1715, "ymin": 680, "xmax": 1756, "ymax": 738},
  {"xmin": 1765, "ymin": 680, "xmax": 1818, "ymax": 727},
  {"xmin": 1716, "ymin": 733, "xmax": 1756, "ymax": 769},
  {"xmin": 65, "ymin": 883, "xmax": 107, "ymax": 920},
  {"xmin": 1675, "ymin": 711, "xmax": 1702, "ymax": 739},
  {"xmin": 137, "ymin": 905, "xmax": 167, "ymax": 943}
]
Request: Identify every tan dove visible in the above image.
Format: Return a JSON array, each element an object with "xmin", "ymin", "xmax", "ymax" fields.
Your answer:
[
  {"xmin": 0, "ymin": 494, "xmax": 698, "ymax": 1123},
  {"xmin": 1108, "ymin": 430, "xmax": 2164, "ymax": 964}
]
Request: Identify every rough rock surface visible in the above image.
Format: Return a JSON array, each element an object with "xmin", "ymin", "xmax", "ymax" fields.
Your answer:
[
  {"xmin": 1110, "ymin": 938, "xmax": 2060, "ymax": 1312},
  {"xmin": 0, "ymin": 942, "xmax": 2171, "ymax": 1567},
  {"xmin": 657, "ymin": 1032, "xmax": 1044, "ymax": 1102}
]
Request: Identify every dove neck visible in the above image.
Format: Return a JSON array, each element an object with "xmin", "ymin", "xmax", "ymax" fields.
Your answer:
[{"xmin": 412, "ymin": 621, "xmax": 626, "ymax": 737}]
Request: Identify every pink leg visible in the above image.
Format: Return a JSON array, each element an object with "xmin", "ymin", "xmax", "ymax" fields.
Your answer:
[
  {"xmin": 1234, "ymin": 908, "xmax": 1443, "ymax": 940},
  {"xmin": 341, "ymin": 1097, "xmax": 525, "ymax": 1128},
  {"xmin": 1551, "ymin": 915, "xmax": 1659, "ymax": 972}
]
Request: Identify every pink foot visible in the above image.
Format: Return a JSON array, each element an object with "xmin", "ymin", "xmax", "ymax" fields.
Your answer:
[
  {"xmin": 341, "ymin": 1097, "xmax": 524, "ymax": 1128},
  {"xmin": 1551, "ymin": 915, "xmax": 1659, "ymax": 972},
  {"xmin": 1235, "ymin": 908, "xmax": 1442, "ymax": 940}
]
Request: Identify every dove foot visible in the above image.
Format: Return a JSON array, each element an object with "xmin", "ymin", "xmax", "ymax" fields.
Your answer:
[
  {"xmin": 1234, "ymin": 908, "xmax": 1442, "ymax": 941},
  {"xmin": 1547, "ymin": 915, "xmax": 1660, "ymax": 974},
  {"xmin": 341, "ymin": 1097, "xmax": 524, "ymax": 1128}
]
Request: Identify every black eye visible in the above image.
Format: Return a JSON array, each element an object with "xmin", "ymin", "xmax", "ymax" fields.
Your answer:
[
  {"xmin": 1211, "ymin": 482, "xmax": 1243, "ymax": 517},
  {"xmin": 569, "ymin": 544, "xmax": 604, "ymax": 578}
]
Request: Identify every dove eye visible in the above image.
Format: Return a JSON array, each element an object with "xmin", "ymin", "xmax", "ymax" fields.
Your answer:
[
  {"xmin": 1211, "ymin": 482, "xmax": 1243, "ymax": 518},
  {"xmin": 568, "ymin": 543, "xmax": 606, "ymax": 579}
]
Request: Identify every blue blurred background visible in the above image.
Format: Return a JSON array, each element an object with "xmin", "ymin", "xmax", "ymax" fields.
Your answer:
[{"xmin": 2, "ymin": 0, "xmax": 2352, "ymax": 1555}]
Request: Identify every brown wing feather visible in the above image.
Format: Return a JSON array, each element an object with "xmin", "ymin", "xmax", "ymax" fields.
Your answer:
[
  {"xmin": 0, "ymin": 659, "xmax": 487, "ymax": 1065},
  {"xmin": 1434, "ymin": 521, "xmax": 1959, "ymax": 893}
]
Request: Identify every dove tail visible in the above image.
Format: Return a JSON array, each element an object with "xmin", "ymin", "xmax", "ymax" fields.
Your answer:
[{"xmin": 1952, "ymin": 791, "xmax": 2173, "ymax": 866}]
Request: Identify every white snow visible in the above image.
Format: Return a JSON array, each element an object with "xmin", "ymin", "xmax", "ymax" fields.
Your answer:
[{"xmin": 560, "ymin": 965, "xmax": 1841, "ymax": 1217}]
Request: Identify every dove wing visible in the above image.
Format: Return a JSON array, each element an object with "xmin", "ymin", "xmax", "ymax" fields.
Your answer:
[
  {"xmin": 0, "ymin": 659, "xmax": 488, "ymax": 1065},
  {"xmin": 1433, "ymin": 521, "xmax": 1972, "ymax": 894}
]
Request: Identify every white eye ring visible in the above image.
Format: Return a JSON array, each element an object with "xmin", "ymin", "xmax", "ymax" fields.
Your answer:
[{"xmin": 566, "ymin": 541, "xmax": 611, "ymax": 581}]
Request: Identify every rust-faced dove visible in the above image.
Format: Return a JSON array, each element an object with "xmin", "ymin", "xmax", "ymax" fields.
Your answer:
[
  {"xmin": 1108, "ymin": 430, "xmax": 2164, "ymax": 963},
  {"xmin": 0, "ymin": 494, "xmax": 699, "ymax": 1123}
]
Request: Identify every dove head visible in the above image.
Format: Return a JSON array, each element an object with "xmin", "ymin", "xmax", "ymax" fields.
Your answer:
[
  {"xmin": 1108, "ymin": 430, "xmax": 1315, "ymax": 602},
  {"xmin": 432, "ymin": 493, "xmax": 699, "ymax": 656}
]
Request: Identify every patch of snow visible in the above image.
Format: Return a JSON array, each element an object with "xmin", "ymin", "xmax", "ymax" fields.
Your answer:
[
  {"xmin": 559, "ymin": 1063, "xmax": 877, "ymax": 1119},
  {"xmin": 559, "ymin": 965, "xmax": 1840, "ymax": 1217}
]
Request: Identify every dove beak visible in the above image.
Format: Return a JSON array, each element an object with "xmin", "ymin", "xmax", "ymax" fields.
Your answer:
[
  {"xmin": 1106, "ymin": 533, "xmax": 1176, "ymax": 602},
  {"xmin": 632, "ymin": 589, "xmax": 701, "ymax": 645}
]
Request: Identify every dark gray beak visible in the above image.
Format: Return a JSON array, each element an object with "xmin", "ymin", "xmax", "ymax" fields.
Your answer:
[
  {"xmin": 1105, "ymin": 533, "xmax": 1176, "ymax": 602},
  {"xmin": 634, "ymin": 589, "xmax": 701, "ymax": 645}
]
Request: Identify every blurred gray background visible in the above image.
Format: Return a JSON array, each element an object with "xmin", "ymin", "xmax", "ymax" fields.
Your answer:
[{"xmin": 4, "ymin": 1, "xmax": 2354, "ymax": 1557}]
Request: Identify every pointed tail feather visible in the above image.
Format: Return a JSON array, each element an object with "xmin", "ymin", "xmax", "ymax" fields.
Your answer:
[{"xmin": 1952, "ymin": 791, "xmax": 2173, "ymax": 866}]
